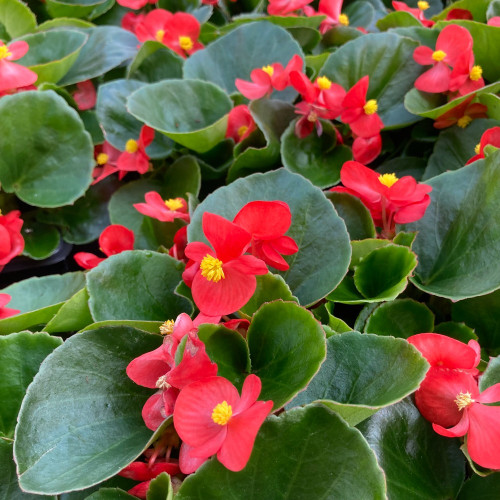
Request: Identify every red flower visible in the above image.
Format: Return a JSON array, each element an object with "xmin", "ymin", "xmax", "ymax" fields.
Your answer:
[
  {"xmin": 0, "ymin": 293, "xmax": 19, "ymax": 319},
  {"xmin": 466, "ymin": 126, "xmax": 500, "ymax": 164},
  {"xmin": 445, "ymin": 8, "xmax": 473, "ymax": 21},
  {"xmin": 488, "ymin": 17, "xmax": 500, "ymax": 26},
  {"xmin": 304, "ymin": 0, "xmax": 349, "ymax": 34},
  {"xmin": 91, "ymin": 142, "xmax": 122, "ymax": 184},
  {"xmin": 174, "ymin": 374, "xmax": 273, "ymax": 472},
  {"xmin": 0, "ymin": 210, "xmax": 24, "ymax": 271},
  {"xmin": 392, "ymin": 1, "xmax": 435, "ymax": 28},
  {"xmin": 449, "ymin": 51, "xmax": 484, "ymax": 96},
  {"xmin": 169, "ymin": 226, "xmax": 188, "ymax": 262},
  {"xmin": 74, "ymin": 225, "xmax": 134, "ymax": 270},
  {"xmin": 117, "ymin": 0, "xmax": 156, "ymax": 9},
  {"xmin": 233, "ymin": 201, "xmax": 298, "ymax": 271},
  {"xmin": 352, "ymin": 134, "xmax": 382, "ymax": 164},
  {"xmin": 225, "ymin": 105, "xmax": 257, "ymax": 143},
  {"xmin": 134, "ymin": 192, "xmax": 190, "ymax": 223},
  {"xmin": 0, "ymin": 41, "xmax": 38, "ymax": 93},
  {"xmin": 413, "ymin": 25, "xmax": 473, "ymax": 93},
  {"xmin": 183, "ymin": 212, "xmax": 268, "ymax": 316},
  {"xmin": 121, "ymin": 12, "xmax": 146, "ymax": 34},
  {"xmin": 72, "ymin": 80, "xmax": 96, "ymax": 111},
  {"xmin": 341, "ymin": 76, "xmax": 384, "ymax": 138},
  {"xmin": 116, "ymin": 125, "xmax": 154, "ymax": 175},
  {"xmin": 433, "ymin": 95, "xmax": 487, "ymax": 130},
  {"xmin": 267, "ymin": 0, "xmax": 313, "ymax": 16},
  {"xmin": 235, "ymin": 55, "xmax": 303, "ymax": 100},
  {"xmin": 331, "ymin": 161, "xmax": 432, "ymax": 238}
]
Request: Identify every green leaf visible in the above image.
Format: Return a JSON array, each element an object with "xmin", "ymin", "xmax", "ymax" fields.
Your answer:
[
  {"xmin": 188, "ymin": 169, "xmax": 351, "ymax": 306},
  {"xmin": 163, "ymin": 155, "xmax": 201, "ymax": 198},
  {"xmin": 17, "ymin": 30, "xmax": 87, "ymax": 84},
  {"xmin": 37, "ymin": 18, "xmax": 94, "ymax": 31},
  {"xmin": 147, "ymin": 473, "xmax": 173, "ymax": 500},
  {"xmin": 288, "ymin": 331, "xmax": 429, "ymax": 425},
  {"xmin": 21, "ymin": 221, "xmax": 60, "ymax": 260},
  {"xmin": 321, "ymin": 32, "xmax": 423, "ymax": 128},
  {"xmin": 79, "ymin": 320, "xmax": 163, "ymax": 334},
  {"xmin": 247, "ymin": 301, "xmax": 326, "ymax": 409},
  {"xmin": 377, "ymin": 11, "xmax": 421, "ymax": 30},
  {"xmin": 183, "ymin": 21, "xmax": 304, "ymax": 103},
  {"xmin": 0, "ymin": 91, "xmax": 94, "ymax": 208},
  {"xmin": 434, "ymin": 0, "xmax": 491, "ymax": 22},
  {"xmin": 458, "ymin": 472, "xmax": 500, "ymax": 499},
  {"xmin": 407, "ymin": 151, "xmax": 500, "ymax": 300},
  {"xmin": 350, "ymin": 238, "xmax": 392, "ymax": 269},
  {"xmin": 281, "ymin": 120, "xmax": 353, "ymax": 189},
  {"xmin": 44, "ymin": 288, "xmax": 93, "ymax": 334},
  {"xmin": 364, "ymin": 299, "xmax": 435, "ymax": 337},
  {"xmin": 358, "ymin": 398, "xmax": 466, "ymax": 500},
  {"xmin": 0, "ymin": 272, "xmax": 86, "ymax": 335},
  {"xmin": 433, "ymin": 321, "xmax": 478, "ymax": 343},
  {"xmin": 87, "ymin": 251, "xmax": 193, "ymax": 321},
  {"xmin": 176, "ymin": 404, "xmax": 386, "ymax": 499},
  {"xmin": 14, "ymin": 327, "xmax": 162, "ymax": 495},
  {"xmin": 0, "ymin": 331, "xmax": 62, "ymax": 438},
  {"xmin": 86, "ymin": 489, "xmax": 136, "ymax": 500},
  {"xmin": 0, "ymin": 0, "xmax": 36, "ymax": 40},
  {"xmin": 127, "ymin": 79, "xmax": 232, "ymax": 153},
  {"xmin": 487, "ymin": 0, "xmax": 500, "ymax": 20},
  {"xmin": 58, "ymin": 26, "xmax": 138, "ymax": 85},
  {"xmin": 479, "ymin": 356, "xmax": 500, "ymax": 391},
  {"xmin": 45, "ymin": 0, "xmax": 109, "ymax": 20}
]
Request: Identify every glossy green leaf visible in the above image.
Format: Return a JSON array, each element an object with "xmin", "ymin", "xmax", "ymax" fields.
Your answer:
[
  {"xmin": 435, "ymin": 0, "xmax": 491, "ymax": 22},
  {"xmin": 15, "ymin": 327, "xmax": 162, "ymax": 495},
  {"xmin": 0, "ymin": 91, "xmax": 94, "ymax": 208},
  {"xmin": 21, "ymin": 221, "xmax": 60, "ymax": 260},
  {"xmin": 147, "ymin": 473, "xmax": 173, "ymax": 500},
  {"xmin": 288, "ymin": 331, "xmax": 428, "ymax": 425},
  {"xmin": 37, "ymin": 18, "xmax": 94, "ymax": 31},
  {"xmin": 281, "ymin": 120, "xmax": 352, "ymax": 188},
  {"xmin": 44, "ymin": 288, "xmax": 93, "ymax": 334},
  {"xmin": 79, "ymin": 320, "xmax": 163, "ymax": 334},
  {"xmin": 176, "ymin": 404, "xmax": 386, "ymax": 500},
  {"xmin": 127, "ymin": 79, "xmax": 232, "ymax": 153},
  {"xmin": 183, "ymin": 21, "xmax": 303, "ymax": 103},
  {"xmin": 45, "ymin": 0, "xmax": 109, "ymax": 20},
  {"xmin": 479, "ymin": 356, "xmax": 500, "ymax": 391},
  {"xmin": 321, "ymin": 32, "xmax": 423, "ymax": 128},
  {"xmin": 0, "ymin": 331, "xmax": 62, "ymax": 438},
  {"xmin": 433, "ymin": 321, "xmax": 478, "ymax": 343},
  {"xmin": 364, "ymin": 299, "xmax": 435, "ymax": 337},
  {"xmin": 87, "ymin": 250, "xmax": 192, "ymax": 321},
  {"xmin": 163, "ymin": 155, "xmax": 201, "ymax": 198},
  {"xmin": 0, "ymin": 0, "xmax": 37, "ymax": 40},
  {"xmin": 350, "ymin": 238, "xmax": 392, "ymax": 269},
  {"xmin": 17, "ymin": 30, "xmax": 87, "ymax": 84},
  {"xmin": 86, "ymin": 489, "xmax": 136, "ymax": 500},
  {"xmin": 377, "ymin": 11, "xmax": 421, "ymax": 30},
  {"xmin": 407, "ymin": 152, "xmax": 500, "ymax": 300},
  {"xmin": 458, "ymin": 473, "xmax": 500, "ymax": 500},
  {"xmin": 188, "ymin": 169, "xmax": 351, "ymax": 306},
  {"xmin": 247, "ymin": 301, "xmax": 325, "ymax": 409},
  {"xmin": 358, "ymin": 398, "xmax": 466, "ymax": 500}
]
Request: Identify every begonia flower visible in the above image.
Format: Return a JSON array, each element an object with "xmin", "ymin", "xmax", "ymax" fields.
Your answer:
[
  {"xmin": 174, "ymin": 374, "xmax": 273, "ymax": 472},
  {"xmin": 267, "ymin": 0, "xmax": 313, "ymax": 16},
  {"xmin": 235, "ymin": 55, "xmax": 303, "ymax": 100},
  {"xmin": 413, "ymin": 25, "xmax": 473, "ymax": 93},
  {"xmin": 134, "ymin": 192, "xmax": 190, "ymax": 223},
  {"xmin": 433, "ymin": 95, "xmax": 487, "ymax": 129},
  {"xmin": 169, "ymin": 226, "xmax": 188, "ymax": 262},
  {"xmin": 304, "ymin": 0, "xmax": 349, "ymax": 34},
  {"xmin": 341, "ymin": 76, "xmax": 384, "ymax": 138},
  {"xmin": 117, "ymin": 0, "xmax": 156, "ymax": 9},
  {"xmin": 331, "ymin": 161, "xmax": 432, "ymax": 238},
  {"xmin": 72, "ymin": 80, "xmax": 96, "ymax": 111},
  {"xmin": 466, "ymin": 126, "xmax": 500, "ymax": 164},
  {"xmin": 0, "ymin": 293, "xmax": 20, "ymax": 319},
  {"xmin": 445, "ymin": 8, "xmax": 473, "ymax": 21},
  {"xmin": 449, "ymin": 51, "xmax": 485, "ymax": 96},
  {"xmin": 91, "ymin": 142, "xmax": 122, "ymax": 184},
  {"xmin": 122, "ymin": 12, "xmax": 146, "ymax": 34},
  {"xmin": 392, "ymin": 1, "xmax": 435, "ymax": 28},
  {"xmin": 74, "ymin": 225, "xmax": 134, "ymax": 270},
  {"xmin": 116, "ymin": 125, "xmax": 154, "ymax": 175},
  {"xmin": 0, "ymin": 41, "xmax": 38, "ymax": 93},
  {"xmin": 183, "ymin": 212, "xmax": 268, "ymax": 316},
  {"xmin": 0, "ymin": 210, "xmax": 24, "ymax": 271},
  {"xmin": 225, "ymin": 105, "xmax": 257, "ymax": 143},
  {"xmin": 488, "ymin": 17, "xmax": 500, "ymax": 26},
  {"xmin": 352, "ymin": 133, "xmax": 382, "ymax": 164},
  {"xmin": 233, "ymin": 201, "xmax": 298, "ymax": 271}
]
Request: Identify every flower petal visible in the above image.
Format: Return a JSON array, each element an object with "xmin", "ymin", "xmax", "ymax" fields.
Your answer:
[{"xmin": 467, "ymin": 403, "xmax": 500, "ymax": 469}]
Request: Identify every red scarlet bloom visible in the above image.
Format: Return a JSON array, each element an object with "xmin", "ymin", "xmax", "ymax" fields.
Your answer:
[
  {"xmin": 116, "ymin": 125, "xmax": 154, "ymax": 175},
  {"xmin": 134, "ymin": 192, "xmax": 190, "ymax": 223},
  {"xmin": 331, "ymin": 161, "xmax": 432, "ymax": 238},
  {"xmin": 0, "ymin": 41, "xmax": 38, "ymax": 93},
  {"xmin": 392, "ymin": 1, "xmax": 435, "ymax": 28},
  {"xmin": 352, "ymin": 134, "xmax": 382, "ymax": 165},
  {"xmin": 466, "ymin": 126, "xmax": 500, "ymax": 164},
  {"xmin": 449, "ymin": 51, "xmax": 485, "ymax": 96},
  {"xmin": 91, "ymin": 142, "xmax": 121, "ymax": 184},
  {"xmin": 267, "ymin": 0, "xmax": 313, "ymax": 16},
  {"xmin": 121, "ymin": 12, "xmax": 146, "ymax": 34},
  {"xmin": 0, "ymin": 210, "xmax": 24, "ymax": 271},
  {"xmin": 445, "ymin": 8, "xmax": 473, "ymax": 21},
  {"xmin": 433, "ymin": 95, "xmax": 488, "ymax": 129},
  {"xmin": 304, "ymin": 0, "xmax": 350, "ymax": 34},
  {"xmin": 183, "ymin": 212, "xmax": 268, "ymax": 316},
  {"xmin": 0, "ymin": 294, "xmax": 20, "ymax": 319},
  {"xmin": 233, "ymin": 201, "xmax": 298, "ymax": 271},
  {"xmin": 225, "ymin": 105, "xmax": 257, "ymax": 143},
  {"xmin": 174, "ymin": 374, "xmax": 273, "ymax": 473},
  {"xmin": 72, "ymin": 80, "xmax": 96, "ymax": 111},
  {"xmin": 117, "ymin": 0, "xmax": 156, "ymax": 9}
]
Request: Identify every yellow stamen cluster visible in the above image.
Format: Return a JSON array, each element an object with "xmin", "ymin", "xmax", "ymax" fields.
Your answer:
[
  {"xmin": 457, "ymin": 116, "xmax": 472, "ymax": 129},
  {"xmin": 338, "ymin": 13, "xmax": 349, "ymax": 26},
  {"xmin": 156, "ymin": 375, "xmax": 170, "ymax": 390},
  {"xmin": 164, "ymin": 198, "xmax": 184, "ymax": 211},
  {"xmin": 125, "ymin": 139, "xmax": 139, "ymax": 154},
  {"xmin": 159, "ymin": 319, "xmax": 175, "ymax": 335},
  {"xmin": 455, "ymin": 391, "xmax": 475, "ymax": 411},
  {"xmin": 363, "ymin": 99, "xmax": 378, "ymax": 115},
  {"xmin": 474, "ymin": 143, "xmax": 481, "ymax": 154},
  {"xmin": 155, "ymin": 30, "xmax": 165, "ymax": 43},
  {"xmin": 211, "ymin": 401, "xmax": 232, "ymax": 425},
  {"xmin": 432, "ymin": 50, "xmax": 447, "ymax": 62},
  {"xmin": 418, "ymin": 1, "xmax": 429, "ymax": 10},
  {"xmin": 200, "ymin": 254, "xmax": 225, "ymax": 282},
  {"xmin": 470, "ymin": 65, "xmax": 483, "ymax": 81},
  {"xmin": 237, "ymin": 125, "xmax": 249, "ymax": 138},
  {"xmin": 179, "ymin": 36, "xmax": 194, "ymax": 51},
  {"xmin": 0, "ymin": 45, "xmax": 12, "ymax": 60},
  {"xmin": 262, "ymin": 65, "xmax": 274, "ymax": 77},
  {"xmin": 96, "ymin": 153, "xmax": 109, "ymax": 165},
  {"xmin": 378, "ymin": 173, "xmax": 399, "ymax": 188},
  {"xmin": 316, "ymin": 76, "xmax": 332, "ymax": 90}
]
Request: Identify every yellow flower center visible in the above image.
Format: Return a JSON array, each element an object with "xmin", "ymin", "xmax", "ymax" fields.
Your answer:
[
  {"xmin": 418, "ymin": 1, "xmax": 429, "ymax": 10},
  {"xmin": 0, "ymin": 45, "xmax": 12, "ymax": 60},
  {"xmin": 164, "ymin": 198, "xmax": 184, "ymax": 211},
  {"xmin": 200, "ymin": 254, "xmax": 225, "ymax": 282},
  {"xmin": 338, "ymin": 13, "xmax": 349, "ymax": 26},
  {"xmin": 155, "ymin": 29, "xmax": 165, "ymax": 43},
  {"xmin": 316, "ymin": 76, "xmax": 332, "ymax": 90},
  {"xmin": 262, "ymin": 65, "xmax": 274, "ymax": 77},
  {"xmin": 237, "ymin": 125, "xmax": 249, "ymax": 137},
  {"xmin": 179, "ymin": 36, "xmax": 193, "ymax": 51},
  {"xmin": 378, "ymin": 173, "xmax": 399, "ymax": 188},
  {"xmin": 156, "ymin": 375, "xmax": 170, "ymax": 390},
  {"xmin": 211, "ymin": 401, "xmax": 232, "ymax": 425},
  {"xmin": 457, "ymin": 115, "xmax": 472, "ymax": 128},
  {"xmin": 96, "ymin": 153, "xmax": 109, "ymax": 165},
  {"xmin": 470, "ymin": 65, "xmax": 482, "ymax": 81},
  {"xmin": 125, "ymin": 139, "xmax": 139, "ymax": 154},
  {"xmin": 474, "ymin": 143, "xmax": 481, "ymax": 154},
  {"xmin": 363, "ymin": 99, "xmax": 378, "ymax": 115},
  {"xmin": 159, "ymin": 319, "xmax": 175, "ymax": 335},
  {"xmin": 455, "ymin": 391, "xmax": 475, "ymax": 411},
  {"xmin": 432, "ymin": 50, "xmax": 447, "ymax": 62}
]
